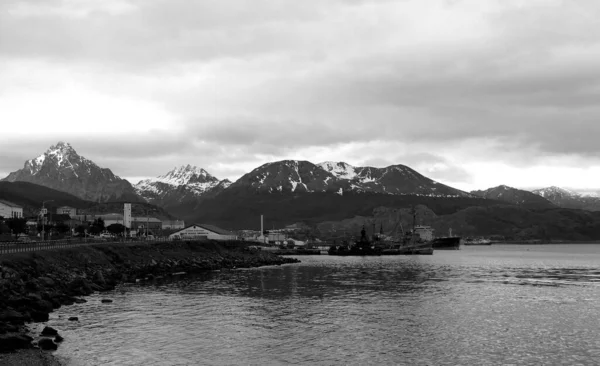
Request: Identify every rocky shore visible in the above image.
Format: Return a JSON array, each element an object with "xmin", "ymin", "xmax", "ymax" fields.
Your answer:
[{"xmin": 0, "ymin": 240, "xmax": 299, "ymax": 358}]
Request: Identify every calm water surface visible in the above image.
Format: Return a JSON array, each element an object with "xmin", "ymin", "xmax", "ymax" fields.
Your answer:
[{"xmin": 40, "ymin": 244, "xmax": 600, "ymax": 365}]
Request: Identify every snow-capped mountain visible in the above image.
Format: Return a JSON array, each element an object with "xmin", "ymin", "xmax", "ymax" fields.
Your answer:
[
  {"xmin": 227, "ymin": 160, "xmax": 471, "ymax": 197},
  {"xmin": 134, "ymin": 165, "xmax": 231, "ymax": 207},
  {"xmin": 471, "ymin": 185, "xmax": 555, "ymax": 209},
  {"xmin": 533, "ymin": 186, "xmax": 580, "ymax": 200},
  {"xmin": 2, "ymin": 142, "xmax": 141, "ymax": 202},
  {"xmin": 532, "ymin": 186, "xmax": 600, "ymax": 211}
]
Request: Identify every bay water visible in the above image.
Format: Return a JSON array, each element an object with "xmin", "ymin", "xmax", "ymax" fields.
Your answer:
[{"xmin": 38, "ymin": 244, "xmax": 600, "ymax": 365}]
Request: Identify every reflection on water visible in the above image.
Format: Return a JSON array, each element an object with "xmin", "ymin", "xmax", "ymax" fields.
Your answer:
[{"xmin": 45, "ymin": 244, "xmax": 600, "ymax": 365}]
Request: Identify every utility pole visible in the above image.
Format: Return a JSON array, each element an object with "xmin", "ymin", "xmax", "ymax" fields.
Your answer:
[
  {"xmin": 41, "ymin": 200, "xmax": 54, "ymax": 241},
  {"xmin": 146, "ymin": 207, "xmax": 149, "ymax": 238}
]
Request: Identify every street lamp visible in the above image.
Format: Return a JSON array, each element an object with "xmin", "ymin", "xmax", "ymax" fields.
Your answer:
[{"xmin": 41, "ymin": 200, "xmax": 54, "ymax": 241}]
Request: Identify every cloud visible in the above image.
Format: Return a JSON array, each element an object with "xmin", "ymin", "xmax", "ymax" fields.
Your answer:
[{"xmin": 2, "ymin": 0, "xmax": 600, "ymax": 191}]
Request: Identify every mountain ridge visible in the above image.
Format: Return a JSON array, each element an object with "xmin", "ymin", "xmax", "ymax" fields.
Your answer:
[
  {"xmin": 470, "ymin": 185, "xmax": 556, "ymax": 209},
  {"xmin": 2, "ymin": 142, "xmax": 141, "ymax": 203}
]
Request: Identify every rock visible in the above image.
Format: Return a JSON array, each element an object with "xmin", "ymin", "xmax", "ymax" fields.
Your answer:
[
  {"xmin": 38, "ymin": 277, "xmax": 55, "ymax": 287},
  {"xmin": 54, "ymin": 334, "xmax": 64, "ymax": 343},
  {"xmin": 101, "ymin": 299, "xmax": 113, "ymax": 303},
  {"xmin": 93, "ymin": 271, "xmax": 106, "ymax": 285},
  {"xmin": 40, "ymin": 326, "xmax": 58, "ymax": 336},
  {"xmin": 0, "ymin": 309, "xmax": 27, "ymax": 324},
  {"xmin": 30, "ymin": 311, "xmax": 50, "ymax": 322},
  {"xmin": 68, "ymin": 317, "xmax": 79, "ymax": 321},
  {"xmin": 38, "ymin": 337, "xmax": 58, "ymax": 350},
  {"xmin": 0, "ymin": 334, "xmax": 33, "ymax": 353}
]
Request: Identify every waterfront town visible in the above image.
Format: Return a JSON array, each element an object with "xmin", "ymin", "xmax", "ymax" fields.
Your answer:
[{"xmin": 0, "ymin": 199, "xmax": 313, "ymax": 246}]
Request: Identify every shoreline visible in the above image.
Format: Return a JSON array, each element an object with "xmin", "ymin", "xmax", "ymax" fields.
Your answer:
[
  {"xmin": 0, "ymin": 240, "xmax": 299, "ymax": 362},
  {"xmin": 492, "ymin": 241, "xmax": 600, "ymax": 245}
]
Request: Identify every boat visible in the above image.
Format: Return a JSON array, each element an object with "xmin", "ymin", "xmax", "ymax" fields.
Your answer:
[
  {"xmin": 377, "ymin": 209, "xmax": 434, "ymax": 255},
  {"xmin": 463, "ymin": 238, "xmax": 492, "ymax": 246},
  {"xmin": 430, "ymin": 236, "xmax": 461, "ymax": 249},
  {"xmin": 430, "ymin": 228, "xmax": 461, "ymax": 250},
  {"xmin": 328, "ymin": 227, "xmax": 382, "ymax": 256}
]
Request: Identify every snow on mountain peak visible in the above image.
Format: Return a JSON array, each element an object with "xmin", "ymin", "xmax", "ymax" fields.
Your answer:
[
  {"xmin": 25, "ymin": 141, "xmax": 87, "ymax": 175},
  {"xmin": 535, "ymin": 186, "xmax": 580, "ymax": 198},
  {"xmin": 318, "ymin": 161, "xmax": 357, "ymax": 179},
  {"xmin": 156, "ymin": 165, "xmax": 214, "ymax": 186}
]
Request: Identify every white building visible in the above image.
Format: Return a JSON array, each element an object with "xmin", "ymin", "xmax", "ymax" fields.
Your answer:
[
  {"xmin": 169, "ymin": 224, "xmax": 238, "ymax": 241},
  {"xmin": 0, "ymin": 200, "xmax": 23, "ymax": 219},
  {"xmin": 56, "ymin": 206, "xmax": 77, "ymax": 216},
  {"xmin": 162, "ymin": 220, "xmax": 185, "ymax": 230}
]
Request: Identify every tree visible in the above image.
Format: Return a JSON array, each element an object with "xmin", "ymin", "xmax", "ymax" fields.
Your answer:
[
  {"xmin": 75, "ymin": 225, "xmax": 88, "ymax": 236},
  {"xmin": 88, "ymin": 218, "xmax": 105, "ymax": 235},
  {"xmin": 6, "ymin": 217, "xmax": 28, "ymax": 239},
  {"xmin": 107, "ymin": 223, "xmax": 126, "ymax": 236},
  {"xmin": 54, "ymin": 222, "xmax": 70, "ymax": 234}
]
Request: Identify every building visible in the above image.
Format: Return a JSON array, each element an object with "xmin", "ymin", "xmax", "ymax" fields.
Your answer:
[
  {"xmin": 0, "ymin": 200, "xmax": 23, "ymax": 219},
  {"xmin": 162, "ymin": 220, "xmax": 185, "ymax": 230},
  {"xmin": 132, "ymin": 217, "xmax": 162, "ymax": 232},
  {"xmin": 169, "ymin": 224, "xmax": 237, "ymax": 241},
  {"xmin": 56, "ymin": 206, "xmax": 77, "ymax": 217},
  {"xmin": 268, "ymin": 232, "xmax": 287, "ymax": 243}
]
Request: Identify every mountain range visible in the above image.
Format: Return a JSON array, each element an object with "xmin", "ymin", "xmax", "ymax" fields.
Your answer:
[{"xmin": 3, "ymin": 142, "xmax": 600, "ymax": 240}]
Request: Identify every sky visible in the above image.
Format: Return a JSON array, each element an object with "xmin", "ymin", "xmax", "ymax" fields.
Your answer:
[{"xmin": 2, "ymin": 0, "xmax": 600, "ymax": 193}]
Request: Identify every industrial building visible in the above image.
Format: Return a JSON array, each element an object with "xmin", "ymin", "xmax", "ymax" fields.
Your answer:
[{"xmin": 169, "ymin": 224, "xmax": 237, "ymax": 241}]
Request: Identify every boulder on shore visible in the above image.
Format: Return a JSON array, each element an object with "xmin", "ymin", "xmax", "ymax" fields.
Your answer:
[
  {"xmin": 40, "ymin": 326, "xmax": 58, "ymax": 336},
  {"xmin": 0, "ymin": 334, "xmax": 33, "ymax": 353},
  {"xmin": 0, "ymin": 309, "xmax": 28, "ymax": 324},
  {"xmin": 38, "ymin": 337, "xmax": 58, "ymax": 350}
]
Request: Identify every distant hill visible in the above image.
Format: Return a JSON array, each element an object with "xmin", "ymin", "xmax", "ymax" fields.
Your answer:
[
  {"xmin": 187, "ymin": 190, "xmax": 503, "ymax": 230},
  {"xmin": 317, "ymin": 204, "xmax": 600, "ymax": 241},
  {"xmin": 471, "ymin": 185, "xmax": 556, "ymax": 209},
  {"xmin": 0, "ymin": 181, "xmax": 173, "ymax": 220},
  {"xmin": 2, "ymin": 142, "xmax": 142, "ymax": 203},
  {"xmin": 532, "ymin": 186, "xmax": 600, "ymax": 211},
  {"xmin": 0, "ymin": 181, "xmax": 94, "ymax": 216}
]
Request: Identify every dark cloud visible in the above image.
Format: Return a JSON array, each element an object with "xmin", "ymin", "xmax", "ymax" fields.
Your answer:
[{"xmin": 2, "ymin": 1, "xmax": 600, "ymax": 190}]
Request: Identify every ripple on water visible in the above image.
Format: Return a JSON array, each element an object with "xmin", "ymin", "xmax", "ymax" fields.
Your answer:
[{"xmin": 45, "ymin": 245, "xmax": 600, "ymax": 365}]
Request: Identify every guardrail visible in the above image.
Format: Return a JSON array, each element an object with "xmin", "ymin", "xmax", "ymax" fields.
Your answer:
[{"xmin": 0, "ymin": 237, "xmax": 176, "ymax": 255}]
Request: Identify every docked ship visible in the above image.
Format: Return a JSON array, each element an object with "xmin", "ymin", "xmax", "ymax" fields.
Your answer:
[
  {"xmin": 328, "ymin": 226, "xmax": 382, "ymax": 256},
  {"xmin": 413, "ymin": 226, "xmax": 461, "ymax": 250}
]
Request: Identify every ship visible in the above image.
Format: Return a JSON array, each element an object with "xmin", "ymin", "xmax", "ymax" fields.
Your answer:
[
  {"xmin": 328, "ymin": 226, "xmax": 382, "ymax": 256},
  {"xmin": 463, "ymin": 237, "xmax": 492, "ymax": 246},
  {"xmin": 430, "ymin": 228, "xmax": 461, "ymax": 250}
]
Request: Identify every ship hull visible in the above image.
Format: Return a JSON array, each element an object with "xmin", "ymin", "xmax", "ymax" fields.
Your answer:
[{"xmin": 431, "ymin": 237, "xmax": 461, "ymax": 250}]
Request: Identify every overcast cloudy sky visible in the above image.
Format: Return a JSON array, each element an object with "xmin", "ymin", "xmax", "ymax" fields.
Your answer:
[{"xmin": 2, "ymin": 0, "xmax": 600, "ymax": 193}]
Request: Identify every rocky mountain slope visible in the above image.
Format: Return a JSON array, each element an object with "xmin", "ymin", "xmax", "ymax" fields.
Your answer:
[
  {"xmin": 2, "ymin": 142, "xmax": 141, "ymax": 203},
  {"xmin": 228, "ymin": 160, "xmax": 471, "ymax": 197},
  {"xmin": 532, "ymin": 186, "xmax": 600, "ymax": 211},
  {"xmin": 134, "ymin": 165, "xmax": 231, "ymax": 208},
  {"xmin": 471, "ymin": 185, "xmax": 556, "ymax": 209}
]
